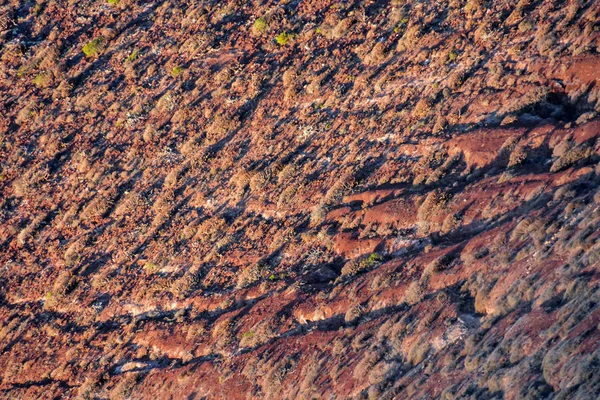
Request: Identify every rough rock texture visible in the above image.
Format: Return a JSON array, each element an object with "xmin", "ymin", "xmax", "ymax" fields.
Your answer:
[{"xmin": 1, "ymin": 0, "xmax": 600, "ymax": 399}]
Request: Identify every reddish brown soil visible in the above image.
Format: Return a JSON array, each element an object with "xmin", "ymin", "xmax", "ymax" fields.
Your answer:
[{"xmin": 1, "ymin": 0, "xmax": 600, "ymax": 399}]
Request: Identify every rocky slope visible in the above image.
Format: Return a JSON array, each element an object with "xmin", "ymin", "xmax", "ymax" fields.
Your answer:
[{"xmin": 1, "ymin": 0, "xmax": 600, "ymax": 399}]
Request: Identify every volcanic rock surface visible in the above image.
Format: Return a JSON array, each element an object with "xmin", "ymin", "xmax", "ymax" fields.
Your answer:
[{"xmin": 1, "ymin": 0, "xmax": 600, "ymax": 399}]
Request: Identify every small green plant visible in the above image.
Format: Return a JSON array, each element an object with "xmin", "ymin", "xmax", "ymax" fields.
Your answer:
[
  {"xmin": 83, "ymin": 37, "xmax": 104, "ymax": 58},
  {"xmin": 253, "ymin": 17, "xmax": 268, "ymax": 34},
  {"xmin": 448, "ymin": 50, "xmax": 458, "ymax": 62},
  {"xmin": 125, "ymin": 48, "xmax": 139, "ymax": 62},
  {"xmin": 143, "ymin": 262, "xmax": 160, "ymax": 274},
  {"xmin": 275, "ymin": 32, "xmax": 294, "ymax": 46},
  {"xmin": 17, "ymin": 66, "xmax": 29, "ymax": 77},
  {"xmin": 242, "ymin": 331, "xmax": 255, "ymax": 339},
  {"xmin": 394, "ymin": 18, "xmax": 409, "ymax": 33},
  {"xmin": 107, "ymin": 0, "xmax": 119, "ymax": 4},
  {"xmin": 32, "ymin": 73, "xmax": 48, "ymax": 88},
  {"xmin": 267, "ymin": 272, "xmax": 288, "ymax": 281},
  {"xmin": 365, "ymin": 252, "xmax": 383, "ymax": 266},
  {"xmin": 341, "ymin": 253, "xmax": 384, "ymax": 276},
  {"xmin": 170, "ymin": 66, "xmax": 183, "ymax": 77}
]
